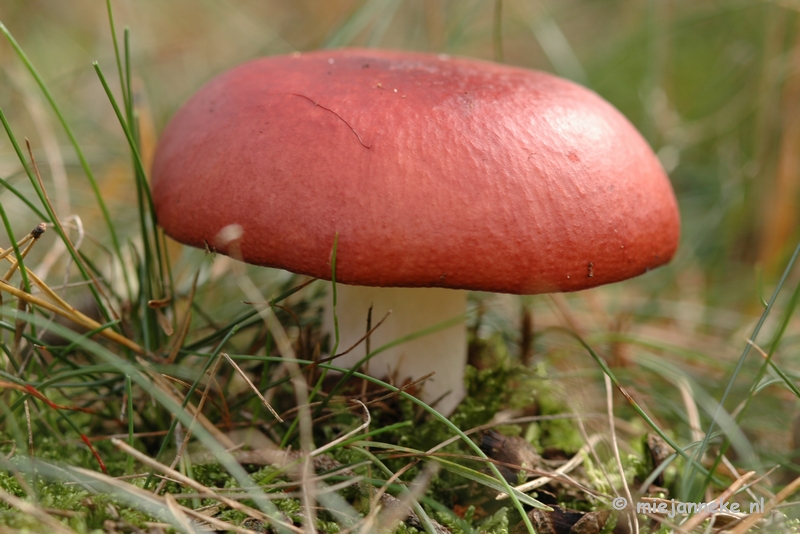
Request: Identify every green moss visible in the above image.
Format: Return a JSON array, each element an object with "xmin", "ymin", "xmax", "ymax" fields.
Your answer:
[
  {"xmin": 432, "ymin": 510, "xmax": 468, "ymax": 534},
  {"xmin": 475, "ymin": 506, "xmax": 510, "ymax": 534},
  {"xmin": 600, "ymin": 510, "xmax": 618, "ymax": 534},
  {"xmin": 0, "ymin": 473, "xmax": 156, "ymax": 532},
  {"xmin": 191, "ymin": 461, "xmax": 238, "ymax": 488},
  {"xmin": 217, "ymin": 507, "xmax": 249, "ymax": 525},
  {"xmin": 391, "ymin": 523, "xmax": 421, "ymax": 534},
  {"xmin": 0, "ymin": 468, "xmax": 26, "ymax": 498}
]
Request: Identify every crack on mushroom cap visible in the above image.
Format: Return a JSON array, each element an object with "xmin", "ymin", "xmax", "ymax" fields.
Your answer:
[
  {"xmin": 152, "ymin": 49, "xmax": 680, "ymax": 295},
  {"xmin": 288, "ymin": 92, "xmax": 372, "ymax": 149}
]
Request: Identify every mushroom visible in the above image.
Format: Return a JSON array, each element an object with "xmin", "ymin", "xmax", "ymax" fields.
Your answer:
[{"xmin": 152, "ymin": 49, "xmax": 679, "ymax": 415}]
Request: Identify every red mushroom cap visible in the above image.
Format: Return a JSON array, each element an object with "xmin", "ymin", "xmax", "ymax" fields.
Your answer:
[{"xmin": 152, "ymin": 49, "xmax": 679, "ymax": 294}]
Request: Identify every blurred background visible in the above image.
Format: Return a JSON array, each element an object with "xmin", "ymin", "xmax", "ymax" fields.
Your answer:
[
  {"xmin": 2, "ymin": 0, "xmax": 800, "ymax": 485},
  {"xmin": 2, "ymin": 0, "xmax": 799, "ymax": 305}
]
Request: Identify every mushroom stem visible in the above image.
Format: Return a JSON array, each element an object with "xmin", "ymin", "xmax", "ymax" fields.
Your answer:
[{"xmin": 323, "ymin": 285, "xmax": 467, "ymax": 415}]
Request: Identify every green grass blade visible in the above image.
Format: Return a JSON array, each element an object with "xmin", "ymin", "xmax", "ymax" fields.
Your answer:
[
  {"xmin": 0, "ymin": 21, "xmax": 133, "ymax": 301},
  {"xmin": 235, "ymin": 354, "xmax": 538, "ymax": 534},
  {"xmin": 0, "ymin": 104, "xmax": 112, "ymax": 323},
  {"xmin": 0, "ymin": 203, "xmax": 33, "ymax": 294},
  {"xmin": 323, "ymin": 0, "xmax": 399, "ymax": 48},
  {"xmin": 3, "ymin": 307, "xmax": 289, "ymax": 527},
  {"xmin": 313, "ymin": 312, "xmax": 469, "ymax": 420},
  {"xmin": 352, "ymin": 441, "xmax": 548, "ymax": 510},
  {"xmin": 693, "ymin": 241, "xmax": 800, "ymax": 499},
  {"xmin": 94, "ymin": 62, "xmax": 165, "ymax": 350},
  {"xmin": 282, "ymin": 235, "xmax": 338, "ymax": 448},
  {"xmin": 350, "ymin": 445, "xmax": 448, "ymax": 534},
  {"xmin": 105, "ymin": 0, "xmax": 129, "ymax": 109},
  {"xmin": 493, "ymin": 0, "xmax": 504, "ymax": 62},
  {"xmin": 0, "ymin": 175, "xmax": 49, "ymax": 220},
  {"xmin": 184, "ymin": 278, "xmax": 314, "ymax": 351},
  {"xmin": 545, "ymin": 326, "xmax": 721, "ymax": 486},
  {"xmin": 143, "ymin": 325, "xmax": 240, "ymax": 489}
]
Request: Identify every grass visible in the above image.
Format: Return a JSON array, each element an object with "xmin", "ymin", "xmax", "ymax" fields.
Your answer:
[{"xmin": 1, "ymin": 0, "xmax": 800, "ymax": 532}]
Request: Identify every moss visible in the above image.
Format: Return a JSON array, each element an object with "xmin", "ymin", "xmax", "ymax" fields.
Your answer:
[
  {"xmin": 217, "ymin": 507, "xmax": 249, "ymax": 525},
  {"xmin": 582, "ymin": 452, "xmax": 643, "ymax": 503},
  {"xmin": 0, "ymin": 468, "xmax": 26, "ymax": 498},
  {"xmin": 599, "ymin": 510, "xmax": 618, "ymax": 534},
  {"xmin": 0, "ymin": 474, "xmax": 155, "ymax": 532},
  {"xmin": 432, "ymin": 510, "xmax": 468, "ymax": 534},
  {"xmin": 191, "ymin": 460, "xmax": 238, "ymax": 488},
  {"xmin": 475, "ymin": 506, "xmax": 510, "ymax": 534},
  {"xmin": 391, "ymin": 523, "xmax": 421, "ymax": 534}
]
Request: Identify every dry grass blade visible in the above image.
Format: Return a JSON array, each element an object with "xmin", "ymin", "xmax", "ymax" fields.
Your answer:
[
  {"xmin": 0, "ymin": 224, "xmax": 41, "ymax": 261},
  {"xmin": 155, "ymin": 351, "xmax": 225, "ymax": 495},
  {"xmin": 680, "ymin": 470, "xmax": 755, "ymax": 532},
  {"xmin": 167, "ymin": 475, "xmax": 364, "ymax": 502},
  {"xmin": 0, "ymin": 223, "xmax": 44, "ymax": 280},
  {"xmin": 24, "ymin": 399, "xmax": 33, "ymax": 459},
  {"xmin": 163, "ymin": 492, "xmax": 200, "ymax": 534},
  {"xmin": 223, "ymin": 352, "xmax": 283, "ymax": 422},
  {"xmin": 69, "ymin": 465, "xmax": 263, "ymax": 534},
  {"xmin": 677, "ymin": 377, "xmax": 704, "ymax": 443},
  {"xmin": 310, "ymin": 400, "xmax": 370, "ymax": 457},
  {"xmin": 0, "ymin": 142, "xmax": 145, "ymax": 351},
  {"xmin": 496, "ymin": 433, "xmax": 603, "ymax": 499},
  {"xmin": 134, "ymin": 355, "xmax": 236, "ymax": 449},
  {"xmin": 111, "ymin": 438, "xmax": 301, "ymax": 533},
  {"xmin": 220, "ymin": 240, "xmax": 318, "ymax": 533},
  {"xmin": 746, "ymin": 338, "xmax": 769, "ymax": 360},
  {"xmin": 0, "ymin": 260, "xmax": 144, "ymax": 354},
  {"xmin": 24, "ymin": 139, "xmax": 115, "ymax": 307},
  {"xmin": 727, "ymin": 473, "xmax": 800, "ymax": 534},
  {"xmin": 164, "ymin": 270, "xmax": 199, "ymax": 364},
  {"xmin": 604, "ymin": 374, "xmax": 637, "ymax": 534},
  {"xmin": 360, "ymin": 463, "xmax": 438, "ymax": 534},
  {"xmin": 0, "ymin": 486, "xmax": 77, "ymax": 534}
]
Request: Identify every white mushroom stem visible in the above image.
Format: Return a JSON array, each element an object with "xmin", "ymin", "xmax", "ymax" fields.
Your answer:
[{"xmin": 322, "ymin": 285, "xmax": 467, "ymax": 416}]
